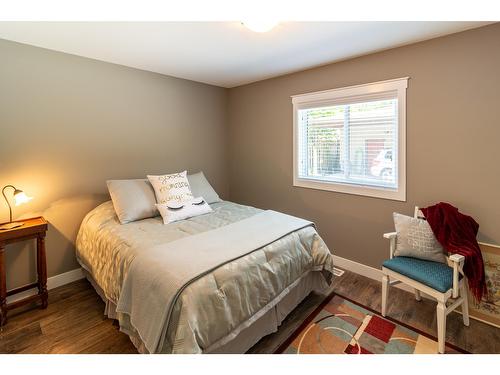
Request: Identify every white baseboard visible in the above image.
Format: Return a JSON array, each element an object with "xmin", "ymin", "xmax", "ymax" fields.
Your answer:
[
  {"xmin": 47, "ymin": 267, "xmax": 85, "ymax": 289},
  {"xmin": 332, "ymin": 254, "xmax": 424, "ymax": 297},
  {"xmin": 6, "ymin": 267, "xmax": 85, "ymax": 304},
  {"xmin": 333, "ymin": 255, "xmax": 381, "ymax": 281}
]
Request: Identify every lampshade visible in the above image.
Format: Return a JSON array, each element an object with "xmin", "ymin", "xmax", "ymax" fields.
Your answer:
[
  {"xmin": 13, "ymin": 189, "xmax": 33, "ymax": 206},
  {"xmin": 1, "ymin": 185, "xmax": 33, "ymax": 230}
]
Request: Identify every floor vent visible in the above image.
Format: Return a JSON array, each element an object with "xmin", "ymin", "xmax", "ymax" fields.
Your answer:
[{"xmin": 333, "ymin": 267, "xmax": 345, "ymax": 277}]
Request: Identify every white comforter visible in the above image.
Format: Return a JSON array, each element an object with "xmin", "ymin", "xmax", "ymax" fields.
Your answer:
[{"xmin": 76, "ymin": 200, "xmax": 334, "ymax": 353}]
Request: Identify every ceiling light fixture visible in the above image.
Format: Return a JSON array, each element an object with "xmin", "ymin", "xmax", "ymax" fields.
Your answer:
[{"xmin": 242, "ymin": 19, "xmax": 279, "ymax": 33}]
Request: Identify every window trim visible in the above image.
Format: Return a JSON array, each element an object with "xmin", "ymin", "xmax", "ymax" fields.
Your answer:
[{"xmin": 292, "ymin": 77, "xmax": 408, "ymax": 201}]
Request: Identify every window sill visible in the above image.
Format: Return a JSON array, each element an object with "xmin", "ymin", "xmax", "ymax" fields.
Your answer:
[{"xmin": 293, "ymin": 177, "xmax": 406, "ymax": 201}]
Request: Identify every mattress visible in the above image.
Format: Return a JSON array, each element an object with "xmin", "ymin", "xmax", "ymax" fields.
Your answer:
[{"xmin": 76, "ymin": 200, "xmax": 334, "ymax": 353}]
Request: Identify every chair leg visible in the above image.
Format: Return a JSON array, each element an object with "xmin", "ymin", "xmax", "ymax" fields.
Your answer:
[
  {"xmin": 381, "ymin": 274, "xmax": 389, "ymax": 317},
  {"xmin": 414, "ymin": 289, "xmax": 422, "ymax": 301},
  {"xmin": 436, "ymin": 301, "xmax": 447, "ymax": 354},
  {"xmin": 461, "ymin": 281, "xmax": 470, "ymax": 327}
]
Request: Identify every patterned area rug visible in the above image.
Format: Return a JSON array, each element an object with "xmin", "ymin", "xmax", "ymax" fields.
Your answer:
[{"xmin": 276, "ymin": 293, "xmax": 467, "ymax": 354}]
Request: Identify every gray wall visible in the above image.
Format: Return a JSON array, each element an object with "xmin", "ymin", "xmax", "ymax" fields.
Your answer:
[
  {"xmin": 227, "ymin": 23, "xmax": 500, "ymax": 268},
  {"xmin": 0, "ymin": 39, "xmax": 228, "ymax": 290},
  {"xmin": 2, "ymin": 23, "xmax": 499, "ymax": 291}
]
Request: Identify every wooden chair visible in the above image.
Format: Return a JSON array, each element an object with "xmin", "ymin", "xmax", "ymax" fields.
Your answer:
[{"xmin": 381, "ymin": 206, "xmax": 470, "ymax": 354}]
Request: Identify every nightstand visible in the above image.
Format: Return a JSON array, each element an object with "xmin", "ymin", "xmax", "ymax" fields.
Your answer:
[{"xmin": 0, "ymin": 217, "xmax": 48, "ymax": 326}]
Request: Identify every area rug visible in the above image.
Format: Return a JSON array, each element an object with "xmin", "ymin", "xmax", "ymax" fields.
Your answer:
[{"xmin": 276, "ymin": 293, "xmax": 468, "ymax": 354}]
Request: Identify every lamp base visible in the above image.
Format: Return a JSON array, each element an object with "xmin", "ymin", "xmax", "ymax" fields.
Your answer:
[{"xmin": 0, "ymin": 221, "xmax": 24, "ymax": 230}]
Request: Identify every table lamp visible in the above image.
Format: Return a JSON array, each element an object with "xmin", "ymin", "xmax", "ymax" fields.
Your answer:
[{"xmin": 0, "ymin": 185, "xmax": 33, "ymax": 230}]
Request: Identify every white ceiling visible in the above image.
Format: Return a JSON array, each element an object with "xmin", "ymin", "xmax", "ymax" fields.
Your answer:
[{"xmin": 0, "ymin": 22, "xmax": 491, "ymax": 88}]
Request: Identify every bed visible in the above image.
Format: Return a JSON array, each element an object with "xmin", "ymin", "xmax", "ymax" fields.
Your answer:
[{"xmin": 75, "ymin": 200, "xmax": 334, "ymax": 353}]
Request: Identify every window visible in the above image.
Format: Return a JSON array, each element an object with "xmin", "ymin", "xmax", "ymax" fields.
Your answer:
[{"xmin": 292, "ymin": 78, "xmax": 408, "ymax": 201}]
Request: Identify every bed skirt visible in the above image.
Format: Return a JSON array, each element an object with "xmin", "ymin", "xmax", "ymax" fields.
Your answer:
[{"xmin": 83, "ymin": 269, "xmax": 328, "ymax": 354}]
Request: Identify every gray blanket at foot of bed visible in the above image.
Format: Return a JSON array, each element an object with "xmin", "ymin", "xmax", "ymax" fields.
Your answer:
[{"xmin": 116, "ymin": 210, "xmax": 314, "ymax": 353}]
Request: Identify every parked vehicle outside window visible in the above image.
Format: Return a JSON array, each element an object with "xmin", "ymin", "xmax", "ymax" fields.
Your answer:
[{"xmin": 370, "ymin": 149, "xmax": 394, "ymax": 181}]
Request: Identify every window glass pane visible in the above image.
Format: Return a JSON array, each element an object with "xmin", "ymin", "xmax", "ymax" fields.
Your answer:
[
  {"xmin": 304, "ymin": 106, "xmax": 344, "ymax": 178},
  {"xmin": 348, "ymin": 99, "xmax": 397, "ymax": 187},
  {"xmin": 298, "ymin": 98, "xmax": 398, "ymax": 189}
]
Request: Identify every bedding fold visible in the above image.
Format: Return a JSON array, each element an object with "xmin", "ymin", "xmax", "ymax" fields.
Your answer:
[{"xmin": 116, "ymin": 210, "xmax": 314, "ymax": 353}]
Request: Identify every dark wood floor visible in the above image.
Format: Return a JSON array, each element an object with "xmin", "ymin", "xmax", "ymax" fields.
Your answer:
[{"xmin": 1, "ymin": 270, "xmax": 499, "ymax": 354}]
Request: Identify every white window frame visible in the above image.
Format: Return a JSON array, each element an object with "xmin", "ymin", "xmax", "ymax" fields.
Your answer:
[{"xmin": 292, "ymin": 77, "xmax": 408, "ymax": 201}]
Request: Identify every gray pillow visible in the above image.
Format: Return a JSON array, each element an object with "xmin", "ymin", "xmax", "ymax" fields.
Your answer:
[
  {"xmin": 107, "ymin": 172, "xmax": 221, "ymax": 224},
  {"xmin": 187, "ymin": 172, "xmax": 221, "ymax": 204},
  {"xmin": 393, "ymin": 212, "xmax": 447, "ymax": 263},
  {"xmin": 106, "ymin": 179, "xmax": 158, "ymax": 224}
]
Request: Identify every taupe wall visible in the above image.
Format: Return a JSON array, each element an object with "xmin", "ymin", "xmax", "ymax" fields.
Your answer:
[
  {"xmin": 2, "ymin": 23, "xmax": 499, "ymax": 291},
  {"xmin": 227, "ymin": 23, "xmax": 500, "ymax": 268},
  {"xmin": 0, "ymin": 39, "xmax": 228, "ymax": 290}
]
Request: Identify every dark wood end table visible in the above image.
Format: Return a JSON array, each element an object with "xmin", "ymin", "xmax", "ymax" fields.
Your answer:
[{"xmin": 0, "ymin": 216, "xmax": 48, "ymax": 326}]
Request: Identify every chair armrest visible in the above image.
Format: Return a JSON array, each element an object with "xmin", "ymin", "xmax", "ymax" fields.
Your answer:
[
  {"xmin": 383, "ymin": 232, "xmax": 397, "ymax": 259},
  {"xmin": 448, "ymin": 254, "xmax": 465, "ymax": 298},
  {"xmin": 449, "ymin": 254, "xmax": 465, "ymax": 265},
  {"xmin": 383, "ymin": 232, "xmax": 397, "ymax": 239}
]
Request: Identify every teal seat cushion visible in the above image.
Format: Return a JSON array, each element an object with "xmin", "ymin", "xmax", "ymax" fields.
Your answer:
[{"xmin": 383, "ymin": 256, "xmax": 455, "ymax": 293}]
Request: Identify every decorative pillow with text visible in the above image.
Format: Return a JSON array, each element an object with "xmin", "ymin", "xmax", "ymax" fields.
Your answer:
[{"xmin": 147, "ymin": 170, "xmax": 194, "ymax": 205}]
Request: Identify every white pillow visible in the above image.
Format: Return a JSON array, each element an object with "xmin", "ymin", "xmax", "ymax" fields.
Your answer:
[
  {"xmin": 156, "ymin": 197, "xmax": 213, "ymax": 224},
  {"xmin": 147, "ymin": 171, "xmax": 194, "ymax": 205}
]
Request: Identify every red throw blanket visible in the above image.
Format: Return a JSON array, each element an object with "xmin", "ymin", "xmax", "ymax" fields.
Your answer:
[{"xmin": 421, "ymin": 202, "xmax": 486, "ymax": 302}]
